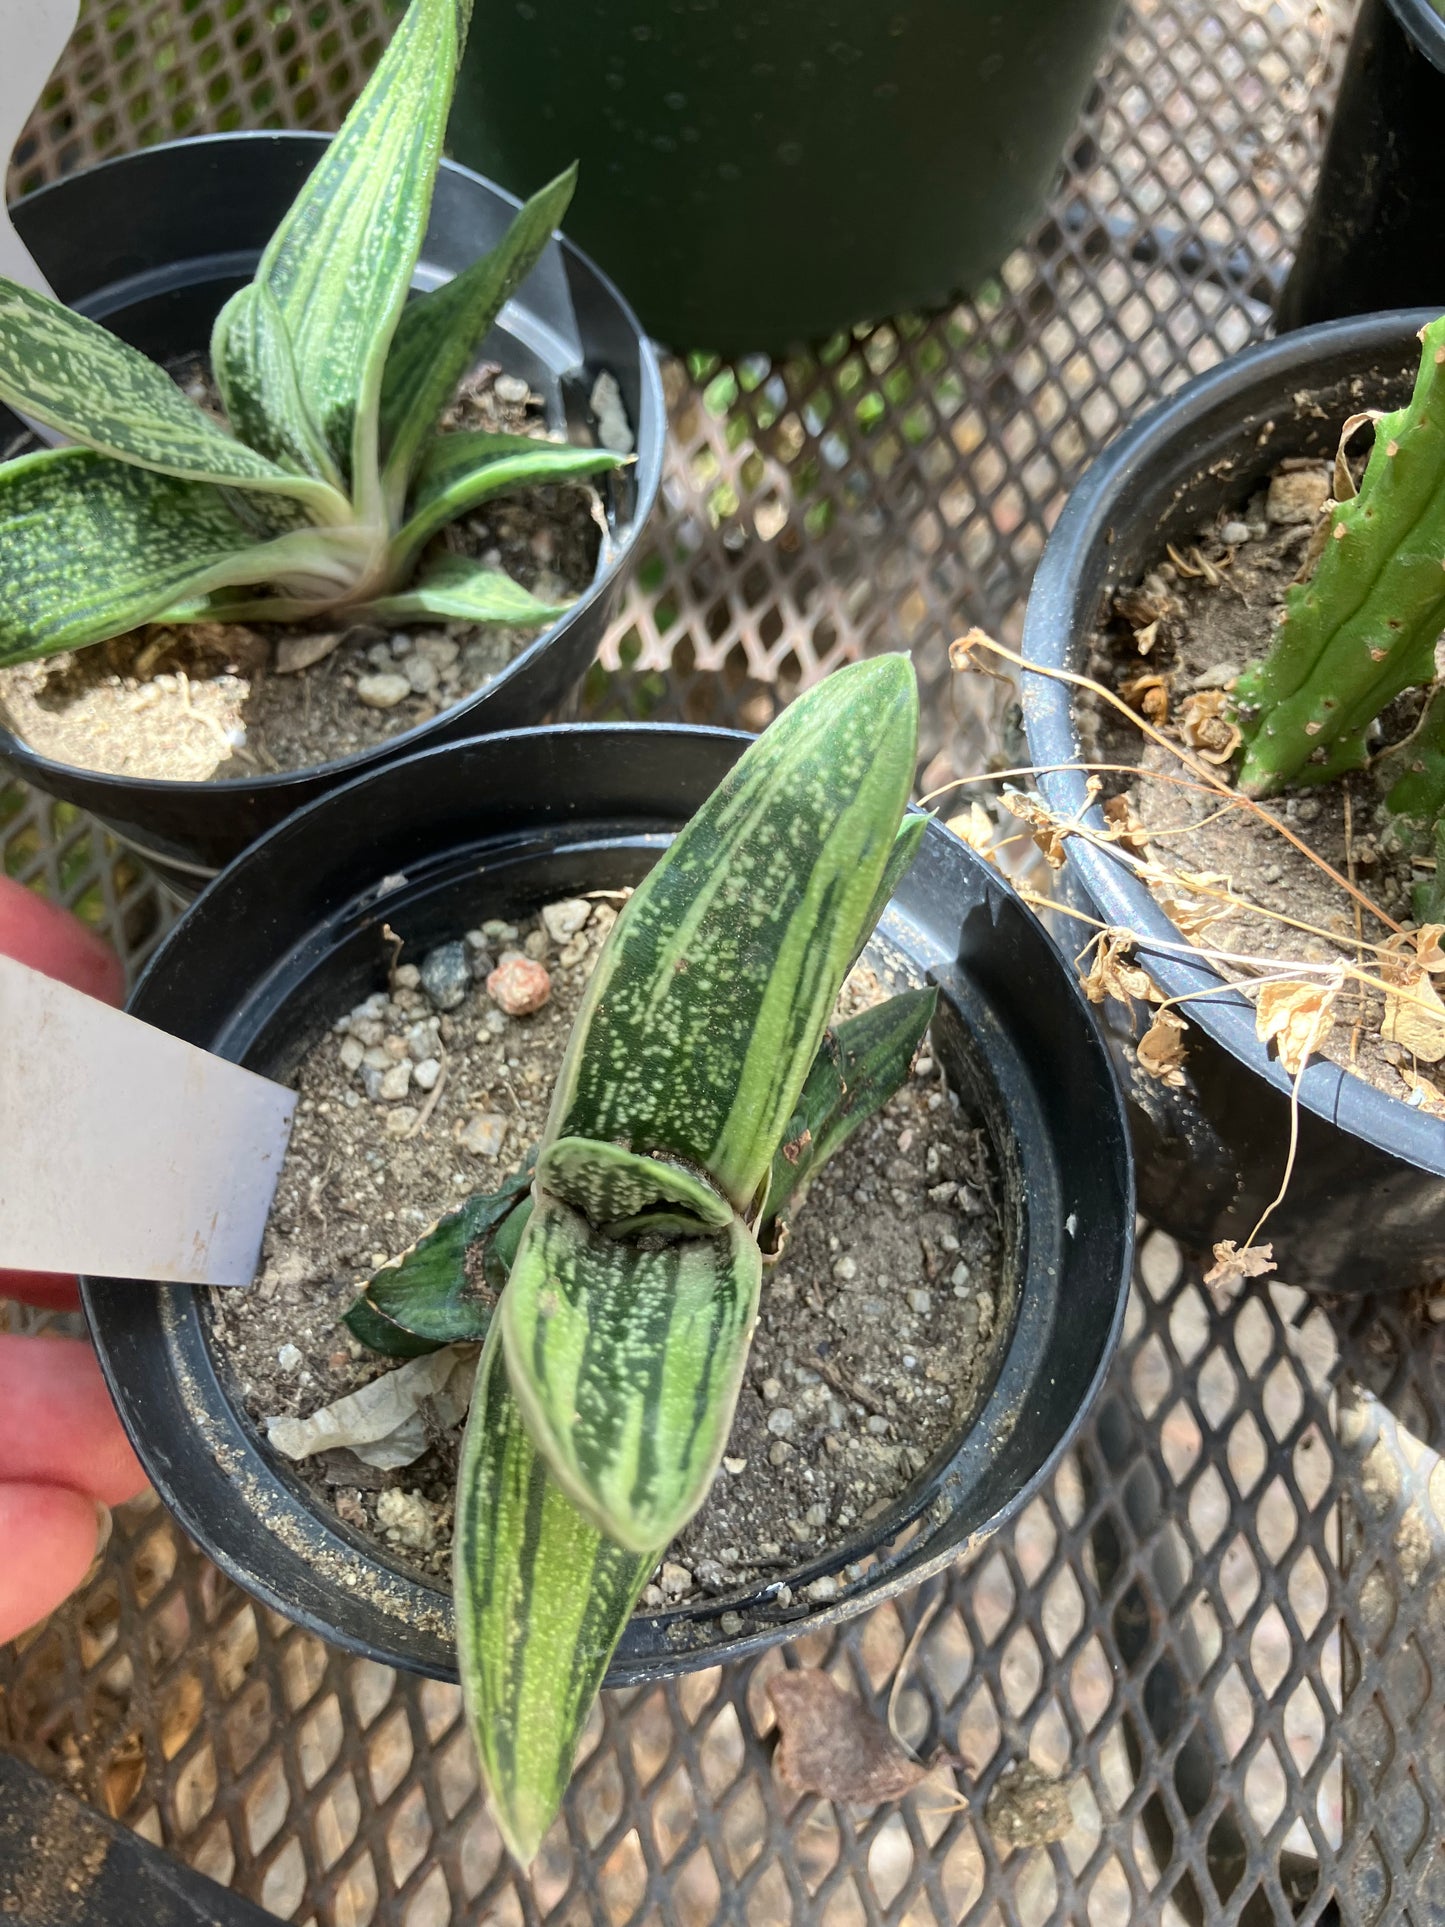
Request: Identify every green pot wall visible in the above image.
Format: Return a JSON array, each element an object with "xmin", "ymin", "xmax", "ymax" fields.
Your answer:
[{"xmin": 450, "ymin": 0, "xmax": 1121, "ymax": 354}]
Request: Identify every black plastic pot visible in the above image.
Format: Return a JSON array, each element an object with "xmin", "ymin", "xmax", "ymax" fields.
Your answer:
[
  {"xmin": 1, "ymin": 135, "xmax": 664, "ymax": 893},
  {"xmin": 81, "ymin": 721, "xmax": 1132, "ymax": 1682},
  {"xmin": 449, "ymin": 0, "xmax": 1121, "ymax": 354},
  {"xmin": 1278, "ymin": 0, "xmax": 1445, "ymax": 331},
  {"xmin": 1022, "ymin": 311, "xmax": 1445, "ymax": 1295}
]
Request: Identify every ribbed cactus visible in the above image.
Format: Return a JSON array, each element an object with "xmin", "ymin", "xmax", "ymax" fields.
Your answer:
[
  {"xmin": 1234, "ymin": 317, "xmax": 1445, "ymax": 798},
  {"xmin": 1382, "ymin": 683, "xmax": 1445, "ymax": 923}
]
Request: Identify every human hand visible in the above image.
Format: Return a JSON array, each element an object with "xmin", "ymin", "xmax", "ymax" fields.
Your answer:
[{"xmin": 0, "ymin": 877, "xmax": 147, "ymax": 1645}]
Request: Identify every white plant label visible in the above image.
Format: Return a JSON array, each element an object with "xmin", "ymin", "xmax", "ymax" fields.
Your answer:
[{"xmin": 0, "ymin": 954, "xmax": 296, "ymax": 1285}]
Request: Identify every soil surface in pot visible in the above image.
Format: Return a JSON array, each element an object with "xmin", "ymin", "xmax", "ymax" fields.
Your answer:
[
  {"xmin": 1085, "ymin": 451, "xmax": 1437, "ymax": 1106},
  {"xmin": 0, "ymin": 364, "xmax": 606, "ymax": 782},
  {"xmin": 205, "ymin": 897, "xmax": 1009, "ymax": 1608}
]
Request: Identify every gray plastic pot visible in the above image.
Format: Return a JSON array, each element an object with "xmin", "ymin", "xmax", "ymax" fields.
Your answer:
[
  {"xmin": 0, "ymin": 134, "xmax": 664, "ymax": 894},
  {"xmin": 1022, "ymin": 310, "xmax": 1445, "ymax": 1294}
]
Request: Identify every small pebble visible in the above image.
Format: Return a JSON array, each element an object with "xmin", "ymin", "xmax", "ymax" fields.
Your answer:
[
  {"xmin": 559, "ymin": 935, "xmax": 589, "ymax": 968},
  {"xmin": 805, "ymin": 1575, "xmax": 840, "ymax": 1604},
  {"xmin": 590, "ymin": 369, "xmax": 635, "ymax": 454},
  {"xmin": 951, "ymin": 1260, "xmax": 972, "ymax": 1289},
  {"xmin": 385, "ymin": 1108, "xmax": 418, "ymax": 1138},
  {"xmin": 768, "ymin": 1440, "xmax": 794, "ymax": 1466},
  {"xmin": 659, "ymin": 1561, "xmax": 692, "ymax": 1598},
  {"xmin": 1220, "ymin": 520, "xmax": 1252, "ymax": 545},
  {"xmin": 542, "ymin": 898, "xmax": 591, "ymax": 943},
  {"xmin": 421, "ymin": 942, "xmax": 471, "ymax": 1011},
  {"xmin": 356, "ymin": 671, "xmax": 411, "ymax": 709},
  {"xmin": 367, "ymin": 641, "xmax": 394, "ymax": 670},
  {"xmin": 390, "ymin": 632, "xmax": 412, "ymax": 657},
  {"xmin": 718, "ymin": 1611, "xmax": 744, "ymax": 1636},
  {"xmin": 776, "ymin": 1584, "xmax": 794, "ymax": 1608},
  {"xmin": 723, "ymin": 1456, "xmax": 748, "ymax": 1475},
  {"xmin": 404, "ymin": 655, "xmax": 440, "ymax": 697},
  {"xmin": 413, "ymin": 1057, "xmax": 442, "ymax": 1093},
  {"xmin": 460, "ymin": 1112, "xmax": 507, "ymax": 1158},
  {"xmin": 1266, "ymin": 468, "xmax": 1330, "ymax": 526},
  {"xmin": 481, "ymin": 1008, "xmax": 509, "ymax": 1037},
  {"xmin": 832, "ymin": 1255, "xmax": 858, "ymax": 1282},
  {"xmin": 766, "ymin": 1407, "xmax": 795, "ymax": 1437},
  {"xmin": 277, "ymin": 1343, "xmax": 303, "ymax": 1373},
  {"xmin": 495, "ymin": 373, "xmax": 532, "ymax": 406},
  {"xmin": 761, "ymin": 1377, "xmax": 782, "ymax": 1402},
  {"xmin": 914, "ymin": 1056, "xmax": 934, "ymax": 1079},
  {"xmin": 394, "ymin": 964, "xmax": 421, "ymax": 991},
  {"xmin": 908, "ymin": 1288, "xmax": 932, "ymax": 1314},
  {"xmin": 339, "ymin": 1035, "xmax": 365, "ymax": 1072},
  {"xmin": 804, "ymin": 1503, "xmax": 828, "ymax": 1527},
  {"xmin": 375, "ymin": 1489, "xmax": 435, "ymax": 1551},
  {"xmin": 487, "ymin": 955, "xmax": 552, "ymax": 1016},
  {"xmin": 866, "ymin": 1415, "xmax": 892, "ymax": 1437},
  {"xmin": 523, "ymin": 929, "xmax": 549, "ymax": 961},
  {"xmin": 641, "ymin": 1585, "xmax": 665, "ymax": 1610},
  {"xmin": 275, "ymin": 631, "xmax": 340, "ymax": 674},
  {"xmin": 1192, "ymin": 661, "xmax": 1240, "ymax": 691},
  {"xmin": 378, "ymin": 1062, "xmax": 413, "ymax": 1101}
]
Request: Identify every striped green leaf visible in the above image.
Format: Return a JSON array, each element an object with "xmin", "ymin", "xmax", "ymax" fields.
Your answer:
[
  {"xmin": 210, "ymin": 281, "xmax": 346, "ymax": 493},
  {"xmin": 0, "ymin": 276, "xmax": 343, "ymax": 515},
  {"xmin": 850, "ymin": 813, "xmax": 927, "ymax": 970},
  {"xmin": 536, "ymin": 1138, "xmax": 733, "ymax": 1235},
  {"xmin": 220, "ymin": 0, "xmax": 471, "ymax": 503},
  {"xmin": 0, "ymin": 448, "xmax": 357, "ymax": 663},
  {"xmin": 345, "ymin": 1160, "xmax": 536, "ymax": 1358},
  {"xmin": 763, "ymin": 987, "xmax": 938, "ymax": 1243},
  {"xmin": 456, "ymin": 1329, "xmax": 656, "ymax": 1866},
  {"xmin": 363, "ymin": 554, "xmax": 570, "ymax": 627},
  {"xmin": 390, "ymin": 431, "xmax": 623, "ymax": 577},
  {"xmin": 543, "ymin": 655, "xmax": 919, "ymax": 1211},
  {"xmin": 500, "ymin": 1193, "xmax": 762, "ymax": 1551},
  {"xmin": 379, "ymin": 165, "xmax": 579, "ymax": 503}
]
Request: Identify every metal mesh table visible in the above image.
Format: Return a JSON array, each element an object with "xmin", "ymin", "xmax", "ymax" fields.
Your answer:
[{"xmin": 3, "ymin": 4, "xmax": 1443, "ymax": 1923}]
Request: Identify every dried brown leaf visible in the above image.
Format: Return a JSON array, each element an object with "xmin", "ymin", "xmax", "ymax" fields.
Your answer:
[
  {"xmin": 1136, "ymin": 1008, "xmax": 1189, "ymax": 1087},
  {"xmin": 946, "ymin": 801, "xmax": 999, "ymax": 864},
  {"xmin": 1253, "ymin": 970, "xmax": 1343, "ymax": 1078},
  {"xmin": 1380, "ymin": 930, "xmax": 1445, "ymax": 1063},
  {"xmin": 768, "ymin": 1671, "xmax": 929, "ymax": 1806},
  {"xmin": 1101, "ymin": 793, "xmax": 1151, "ymax": 856},
  {"xmin": 1178, "ymin": 690, "xmax": 1242, "ymax": 765},
  {"xmin": 998, "ymin": 790, "xmax": 1070, "ymax": 869},
  {"xmin": 1080, "ymin": 929, "xmax": 1158, "ymax": 1009},
  {"xmin": 1204, "ymin": 1240, "xmax": 1277, "ymax": 1302},
  {"xmin": 1120, "ymin": 673, "xmax": 1169, "ymax": 725}
]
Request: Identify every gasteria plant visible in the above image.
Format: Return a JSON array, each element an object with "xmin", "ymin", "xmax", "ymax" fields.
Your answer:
[
  {"xmin": 0, "ymin": 0, "xmax": 623, "ymax": 667},
  {"xmin": 342, "ymin": 656, "xmax": 936, "ymax": 1860}
]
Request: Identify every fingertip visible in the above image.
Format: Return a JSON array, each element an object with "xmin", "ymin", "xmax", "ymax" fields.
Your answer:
[
  {"xmin": 0, "ymin": 1271, "xmax": 82, "ymax": 1312},
  {"xmin": 0, "ymin": 1483, "xmax": 103, "ymax": 1647},
  {"xmin": 0, "ymin": 877, "xmax": 124, "ymax": 1005}
]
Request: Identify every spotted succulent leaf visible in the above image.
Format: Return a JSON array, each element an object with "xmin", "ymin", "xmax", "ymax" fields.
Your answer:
[
  {"xmin": 500, "ymin": 1193, "xmax": 761, "ymax": 1551},
  {"xmin": 219, "ymin": 0, "xmax": 472, "ymax": 503},
  {"xmin": 210, "ymin": 280, "xmax": 346, "ymax": 493},
  {"xmin": 0, "ymin": 276, "xmax": 341, "ymax": 513},
  {"xmin": 379, "ymin": 165, "xmax": 579, "ymax": 502},
  {"xmin": 850, "ymin": 814, "xmax": 927, "ymax": 970},
  {"xmin": 763, "ymin": 987, "xmax": 938, "ymax": 1243},
  {"xmin": 390, "ymin": 431, "xmax": 623, "ymax": 577},
  {"xmin": 456, "ymin": 1330, "xmax": 656, "ymax": 1866},
  {"xmin": 535, "ymin": 1138, "xmax": 733, "ymax": 1234},
  {"xmin": 0, "ymin": 447, "xmax": 356, "ymax": 662},
  {"xmin": 344, "ymin": 1158, "xmax": 536, "ymax": 1358},
  {"xmin": 542, "ymin": 655, "xmax": 920, "ymax": 1211},
  {"xmin": 363, "ymin": 553, "xmax": 570, "ymax": 627}
]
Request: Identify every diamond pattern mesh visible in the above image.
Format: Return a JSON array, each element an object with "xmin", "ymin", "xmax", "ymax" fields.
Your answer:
[{"xmin": 4, "ymin": 2, "xmax": 1444, "ymax": 1923}]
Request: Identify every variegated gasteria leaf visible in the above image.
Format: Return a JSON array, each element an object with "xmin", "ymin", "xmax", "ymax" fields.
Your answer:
[
  {"xmin": 363, "ymin": 554, "xmax": 571, "ymax": 627},
  {"xmin": 0, "ymin": 448, "xmax": 366, "ymax": 662},
  {"xmin": 216, "ymin": 0, "xmax": 472, "ymax": 506},
  {"xmin": 850, "ymin": 814, "xmax": 927, "ymax": 970},
  {"xmin": 456, "ymin": 1330, "xmax": 656, "ymax": 1867},
  {"xmin": 500, "ymin": 1194, "xmax": 762, "ymax": 1551},
  {"xmin": 379, "ymin": 165, "xmax": 579, "ymax": 505},
  {"xmin": 0, "ymin": 276, "xmax": 346, "ymax": 517},
  {"xmin": 763, "ymin": 987, "xmax": 938, "ymax": 1243},
  {"xmin": 540, "ymin": 654, "xmax": 920, "ymax": 1212},
  {"xmin": 210, "ymin": 281, "xmax": 345, "ymax": 493},
  {"xmin": 389, "ymin": 431, "xmax": 624, "ymax": 578},
  {"xmin": 344, "ymin": 1160, "xmax": 536, "ymax": 1359},
  {"xmin": 536, "ymin": 1138, "xmax": 733, "ymax": 1235}
]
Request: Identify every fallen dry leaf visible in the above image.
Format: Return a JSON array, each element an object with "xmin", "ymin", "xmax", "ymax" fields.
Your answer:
[
  {"xmin": 1253, "ymin": 971, "xmax": 1343, "ymax": 1078},
  {"xmin": 1204, "ymin": 1240, "xmax": 1277, "ymax": 1302},
  {"xmin": 946, "ymin": 800, "xmax": 999, "ymax": 864},
  {"xmin": 998, "ymin": 790, "xmax": 1070, "ymax": 869},
  {"xmin": 266, "ymin": 1346, "xmax": 477, "ymax": 1469},
  {"xmin": 1080, "ymin": 929, "xmax": 1158, "ymax": 1009},
  {"xmin": 1120, "ymin": 672, "xmax": 1169, "ymax": 725},
  {"xmin": 767, "ymin": 1671, "xmax": 931, "ymax": 1806},
  {"xmin": 1101, "ymin": 793, "xmax": 1151, "ymax": 856},
  {"xmin": 1380, "ymin": 931, "xmax": 1445, "ymax": 1063},
  {"xmin": 1136, "ymin": 1008, "xmax": 1190, "ymax": 1086},
  {"xmin": 1178, "ymin": 689, "xmax": 1242, "ymax": 764}
]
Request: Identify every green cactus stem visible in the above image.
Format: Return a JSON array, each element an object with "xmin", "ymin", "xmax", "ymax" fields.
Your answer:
[
  {"xmin": 1381, "ymin": 683, "xmax": 1445, "ymax": 923},
  {"xmin": 1234, "ymin": 316, "xmax": 1445, "ymax": 798}
]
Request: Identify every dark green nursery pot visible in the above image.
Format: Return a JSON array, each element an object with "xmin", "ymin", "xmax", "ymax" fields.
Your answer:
[{"xmin": 450, "ymin": 0, "xmax": 1121, "ymax": 354}]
